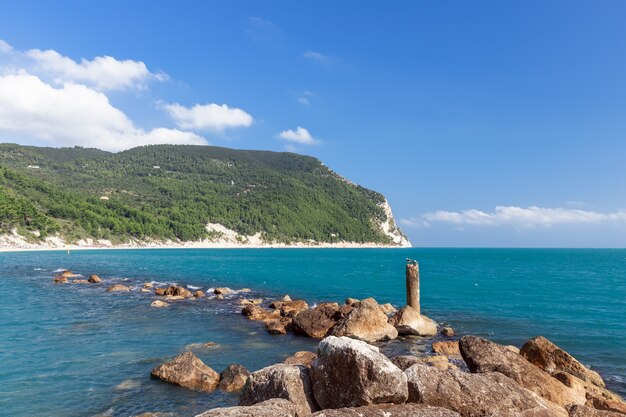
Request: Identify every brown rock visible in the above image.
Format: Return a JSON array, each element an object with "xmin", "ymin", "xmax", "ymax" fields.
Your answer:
[
  {"xmin": 345, "ymin": 298, "xmax": 359, "ymax": 306},
  {"xmin": 214, "ymin": 287, "xmax": 234, "ymax": 295},
  {"xmin": 406, "ymin": 363, "xmax": 568, "ymax": 417},
  {"xmin": 553, "ymin": 372, "xmax": 623, "ymax": 404},
  {"xmin": 292, "ymin": 303, "xmax": 340, "ymax": 339},
  {"xmin": 419, "ymin": 356, "xmax": 457, "ymax": 371},
  {"xmin": 60, "ymin": 270, "xmax": 76, "ymax": 277},
  {"xmin": 106, "ymin": 284, "xmax": 130, "ymax": 292},
  {"xmin": 151, "ymin": 300, "xmax": 169, "ymax": 308},
  {"xmin": 88, "ymin": 275, "xmax": 103, "ymax": 283},
  {"xmin": 310, "ymin": 336, "xmax": 408, "ymax": 409},
  {"xmin": 265, "ymin": 318, "xmax": 292, "ymax": 335},
  {"xmin": 150, "ymin": 351, "xmax": 220, "ymax": 392},
  {"xmin": 141, "ymin": 288, "xmax": 151, "ymax": 293},
  {"xmin": 280, "ymin": 300, "xmax": 309, "ymax": 317},
  {"xmin": 143, "ymin": 282, "xmax": 154, "ymax": 288},
  {"xmin": 155, "ymin": 288, "xmax": 166, "ymax": 296},
  {"xmin": 432, "ymin": 341, "xmax": 461, "ymax": 357},
  {"xmin": 330, "ymin": 298, "xmax": 398, "ymax": 343},
  {"xmin": 391, "ymin": 355, "xmax": 421, "ymax": 371},
  {"xmin": 388, "ymin": 306, "xmax": 437, "ymax": 337},
  {"xmin": 163, "ymin": 295, "xmax": 185, "ymax": 301},
  {"xmin": 218, "ymin": 364, "xmax": 250, "ymax": 392},
  {"xmin": 239, "ymin": 288, "xmax": 252, "ymax": 293},
  {"xmin": 241, "ymin": 298, "xmax": 264, "ymax": 305},
  {"xmin": 520, "ymin": 336, "xmax": 605, "ymax": 388},
  {"xmin": 193, "ymin": 290, "xmax": 205, "ymax": 298},
  {"xmin": 459, "ymin": 335, "xmax": 585, "ymax": 407},
  {"xmin": 197, "ymin": 398, "xmax": 298, "ymax": 417},
  {"xmin": 570, "ymin": 404, "xmax": 626, "ymax": 417},
  {"xmin": 281, "ymin": 294, "xmax": 293, "ymax": 302},
  {"xmin": 331, "ymin": 305, "xmax": 354, "ymax": 321},
  {"xmin": 242, "ymin": 304, "xmax": 281, "ymax": 322},
  {"xmin": 72, "ymin": 279, "xmax": 89, "ymax": 284},
  {"xmin": 310, "ymin": 404, "xmax": 461, "ymax": 417},
  {"xmin": 240, "ymin": 364, "xmax": 318, "ymax": 417},
  {"xmin": 441, "ymin": 327, "xmax": 455, "ymax": 337},
  {"xmin": 380, "ymin": 303, "xmax": 398, "ymax": 315},
  {"xmin": 284, "ymin": 351, "xmax": 317, "ymax": 368},
  {"xmin": 586, "ymin": 397, "xmax": 626, "ymax": 415},
  {"xmin": 53, "ymin": 275, "xmax": 68, "ymax": 284},
  {"xmin": 163, "ymin": 285, "xmax": 191, "ymax": 298}
]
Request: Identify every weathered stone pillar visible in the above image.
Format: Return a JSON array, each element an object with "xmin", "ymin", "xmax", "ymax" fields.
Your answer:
[{"xmin": 406, "ymin": 261, "xmax": 420, "ymax": 314}]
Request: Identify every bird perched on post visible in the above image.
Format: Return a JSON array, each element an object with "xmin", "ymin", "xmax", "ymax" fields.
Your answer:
[{"xmin": 406, "ymin": 258, "xmax": 417, "ymax": 266}]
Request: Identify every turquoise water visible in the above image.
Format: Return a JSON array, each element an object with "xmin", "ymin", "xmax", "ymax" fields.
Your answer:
[{"xmin": 0, "ymin": 248, "xmax": 624, "ymax": 416}]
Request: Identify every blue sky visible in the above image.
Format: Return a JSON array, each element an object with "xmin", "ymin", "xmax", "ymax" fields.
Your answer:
[{"xmin": 1, "ymin": 1, "xmax": 626, "ymax": 247}]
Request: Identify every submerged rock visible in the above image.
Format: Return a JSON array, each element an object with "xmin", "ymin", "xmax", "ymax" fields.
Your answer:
[
  {"xmin": 265, "ymin": 318, "xmax": 292, "ymax": 335},
  {"xmin": 241, "ymin": 298, "xmax": 264, "ymax": 305},
  {"xmin": 197, "ymin": 398, "xmax": 298, "ymax": 417},
  {"xmin": 219, "ymin": 364, "xmax": 250, "ymax": 392},
  {"xmin": 520, "ymin": 336, "xmax": 605, "ymax": 388},
  {"xmin": 155, "ymin": 288, "xmax": 167, "ymax": 296},
  {"xmin": 240, "ymin": 364, "xmax": 318, "ymax": 417},
  {"xmin": 193, "ymin": 290, "xmax": 205, "ymax": 298},
  {"xmin": 440, "ymin": 327, "xmax": 455, "ymax": 337},
  {"xmin": 388, "ymin": 306, "xmax": 437, "ymax": 337},
  {"xmin": 72, "ymin": 279, "xmax": 89, "ymax": 284},
  {"xmin": 330, "ymin": 298, "xmax": 398, "ymax": 343},
  {"xmin": 310, "ymin": 336, "xmax": 408, "ymax": 409},
  {"xmin": 405, "ymin": 363, "xmax": 568, "ymax": 417},
  {"xmin": 214, "ymin": 287, "xmax": 234, "ymax": 295},
  {"xmin": 242, "ymin": 304, "xmax": 281, "ymax": 322},
  {"xmin": 459, "ymin": 335, "xmax": 585, "ymax": 407},
  {"xmin": 53, "ymin": 275, "xmax": 68, "ymax": 284},
  {"xmin": 310, "ymin": 404, "xmax": 461, "ymax": 417},
  {"xmin": 284, "ymin": 351, "xmax": 317, "ymax": 368},
  {"xmin": 88, "ymin": 274, "xmax": 103, "ymax": 283},
  {"xmin": 151, "ymin": 300, "xmax": 169, "ymax": 308},
  {"xmin": 292, "ymin": 303, "xmax": 340, "ymax": 339},
  {"xmin": 106, "ymin": 284, "xmax": 130, "ymax": 292},
  {"xmin": 143, "ymin": 282, "xmax": 154, "ymax": 288},
  {"xmin": 151, "ymin": 351, "xmax": 219, "ymax": 392}
]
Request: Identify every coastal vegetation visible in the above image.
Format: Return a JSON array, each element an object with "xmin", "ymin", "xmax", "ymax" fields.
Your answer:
[{"xmin": 0, "ymin": 143, "xmax": 405, "ymax": 245}]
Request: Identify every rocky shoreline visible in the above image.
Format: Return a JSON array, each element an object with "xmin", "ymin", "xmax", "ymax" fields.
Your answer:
[{"xmin": 51, "ymin": 270, "xmax": 625, "ymax": 417}]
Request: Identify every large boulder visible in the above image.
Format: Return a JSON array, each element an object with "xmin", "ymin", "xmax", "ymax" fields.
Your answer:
[
  {"xmin": 280, "ymin": 300, "xmax": 309, "ymax": 317},
  {"xmin": 310, "ymin": 404, "xmax": 461, "ymax": 416},
  {"xmin": 405, "ymin": 363, "xmax": 568, "ymax": 417},
  {"xmin": 388, "ymin": 306, "xmax": 437, "ymax": 337},
  {"xmin": 569, "ymin": 404, "xmax": 626, "ymax": 417},
  {"xmin": 240, "ymin": 364, "xmax": 318, "ymax": 417},
  {"xmin": 310, "ymin": 336, "xmax": 408, "ymax": 409},
  {"xmin": 330, "ymin": 298, "xmax": 398, "ymax": 343},
  {"xmin": 219, "ymin": 364, "xmax": 250, "ymax": 392},
  {"xmin": 520, "ymin": 336, "xmax": 605, "ymax": 388},
  {"xmin": 151, "ymin": 351, "xmax": 220, "ymax": 392},
  {"xmin": 265, "ymin": 318, "xmax": 293, "ymax": 335},
  {"xmin": 196, "ymin": 398, "xmax": 298, "ymax": 417},
  {"xmin": 459, "ymin": 336, "xmax": 585, "ymax": 407},
  {"xmin": 292, "ymin": 303, "xmax": 340, "ymax": 339},
  {"xmin": 585, "ymin": 397, "xmax": 626, "ymax": 415},
  {"xmin": 553, "ymin": 372, "xmax": 624, "ymax": 406},
  {"xmin": 432, "ymin": 341, "xmax": 461, "ymax": 357}
]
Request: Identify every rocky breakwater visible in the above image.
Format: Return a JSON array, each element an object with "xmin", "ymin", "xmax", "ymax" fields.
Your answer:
[{"xmin": 193, "ymin": 334, "xmax": 625, "ymax": 417}]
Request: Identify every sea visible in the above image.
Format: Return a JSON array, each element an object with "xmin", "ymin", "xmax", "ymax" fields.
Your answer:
[{"xmin": 0, "ymin": 248, "xmax": 624, "ymax": 416}]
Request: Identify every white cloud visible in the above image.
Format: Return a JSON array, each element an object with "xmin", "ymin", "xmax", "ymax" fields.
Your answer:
[
  {"xmin": 277, "ymin": 126, "xmax": 318, "ymax": 145},
  {"xmin": 25, "ymin": 48, "xmax": 166, "ymax": 91},
  {"xmin": 296, "ymin": 90, "xmax": 315, "ymax": 106},
  {"xmin": 0, "ymin": 73, "xmax": 206, "ymax": 152},
  {"xmin": 162, "ymin": 102, "xmax": 253, "ymax": 131},
  {"xmin": 408, "ymin": 206, "xmax": 626, "ymax": 228},
  {"xmin": 298, "ymin": 97, "xmax": 310, "ymax": 106},
  {"xmin": 303, "ymin": 50, "xmax": 330, "ymax": 64},
  {"xmin": 246, "ymin": 17, "xmax": 280, "ymax": 44},
  {"xmin": 0, "ymin": 39, "xmax": 12, "ymax": 54}
]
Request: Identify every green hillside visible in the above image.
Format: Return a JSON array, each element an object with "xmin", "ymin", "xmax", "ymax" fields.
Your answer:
[{"xmin": 0, "ymin": 143, "xmax": 407, "ymax": 245}]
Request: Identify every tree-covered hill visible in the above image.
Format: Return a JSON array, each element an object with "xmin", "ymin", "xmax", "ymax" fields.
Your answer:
[{"xmin": 0, "ymin": 143, "xmax": 408, "ymax": 246}]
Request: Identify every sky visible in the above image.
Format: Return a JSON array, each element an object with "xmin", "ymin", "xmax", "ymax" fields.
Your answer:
[{"xmin": 1, "ymin": 0, "xmax": 626, "ymax": 247}]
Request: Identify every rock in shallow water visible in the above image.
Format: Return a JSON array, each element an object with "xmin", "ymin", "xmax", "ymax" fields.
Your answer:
[
  {"xmin": 292, "ymin": 303, "xmax": 340, "ymax": 339},
  {"xmin": 151, "ymin": 300, "xmax": 169, "ymax": 308},
  {"xmin": 151, "ymin": 351, "xmax": 220, "ymax": 392},
  {"xmin": 106, "ymin": 284, "xmax": 130, "ymax": 292},
  {"xmin": 405, "ymin": 363, "xmax": 568, "ymax": 417},
  {"xmin": 459, "ymin": 335, "xmax": 585, "ymax": 407},
  {"xmin": 240, "ymin": 364, "xmax": 318, "ymax": 417},
  {"xmin": 388, "ymin": 306, "xmax": 437, "ymax": 337},
  {"xmin": 310, "ymin": 336, "xmax": 408, "ymax": 409},
  {"xmin": 330, "ymin": 298, "xmax": 398, "ymax": 343},
  {"xmin": 219, "ymin": 364, "xmax": 250, "ymax": 392},
  {"xmin": 88, "ymin": 274, "xmax": 102, "ymax": 283}
]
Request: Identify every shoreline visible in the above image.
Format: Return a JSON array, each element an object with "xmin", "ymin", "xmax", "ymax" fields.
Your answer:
[{"xmin": 0, "ymin": 242, "xmax": 411, "ymax": 253}]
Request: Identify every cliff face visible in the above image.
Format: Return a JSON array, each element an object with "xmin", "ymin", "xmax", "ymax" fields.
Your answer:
[{"xmin": 377, "ymin": 199, "xmax": 412, "ymax": 247}]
